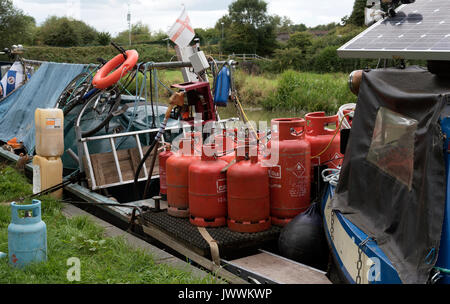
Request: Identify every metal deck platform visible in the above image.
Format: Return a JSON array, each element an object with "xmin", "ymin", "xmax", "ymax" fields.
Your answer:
[{"xmin": 142, "ymin": 210, "xmax": 282, "ymax": 258}]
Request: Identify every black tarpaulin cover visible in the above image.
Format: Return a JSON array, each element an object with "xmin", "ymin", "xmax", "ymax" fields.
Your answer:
[{"xmin": 331, "ymin": 66, "xmax": 449, "ymax": 283}]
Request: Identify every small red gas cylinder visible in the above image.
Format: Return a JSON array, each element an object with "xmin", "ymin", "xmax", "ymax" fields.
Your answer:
[
  {"xmin": 189, "ymin": 145, "xmax": 228, "ymax": 227},
  {"xmin": 158, "ymin": 144, "xmax": 173, "ymax": 200},
  {"xmin": 305, "ymin": 112, "xmax": 342, "ymax": 169},
  {"xmin": 269, "ymin": 118, "xmax": 311, "ymax": 227},
  {"xmin": 227, "ymin": 145, "xmax": 271, "ymax": 233},
  {"xmin": 166, "ymin": 139, "xmax": 199, "ymax": 218}
]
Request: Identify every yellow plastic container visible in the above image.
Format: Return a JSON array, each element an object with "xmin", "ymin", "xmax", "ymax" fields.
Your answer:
[
  {"xmin": 35, "ymin": 108, "xmax": 64, "ymax": 157},
  {"xmin": 32, "ymin": 155, "xmax": 63, "ymax": 199}
]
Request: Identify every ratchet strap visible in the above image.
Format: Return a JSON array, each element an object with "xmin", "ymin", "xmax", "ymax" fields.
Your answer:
[{"xmin": 197, "ymin": 227, "xmax": 221, "ymax": 266}]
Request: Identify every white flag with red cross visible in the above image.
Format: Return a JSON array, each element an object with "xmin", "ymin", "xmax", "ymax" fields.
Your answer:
[{"xmin": 167, "ymin": 8, "xmax": 195, "ymax": 48}]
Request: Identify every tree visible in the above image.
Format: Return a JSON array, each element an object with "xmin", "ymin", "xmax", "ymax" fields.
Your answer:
[
  {"xmin": 115, "ymin": 22, "xmax": 152, "ymax": 45},
  {"xmin": 273, "ymin": 15, "xmax": 294, "ymax": 34},
  {"xmin": 37, "ymin": 16, "xmax": 99, "ymax": 46},
  {"xmin": 287, "ymin": 32, "xmax": 314, "ymax": 52},
  {"xmin": 218, "ymin": 0, "xmax": 277, "ymax": 56},
  {"xmin": 348, "ymin": 0, "xmax": 366, "ymax": 26},
  {"xmin": 97, "ymin": 32, "xmax": 111, "ymax": 46},
  {"xmin": 72, "ymin": 20, "xmax": 98, "ymax": 45},
  {"xmin": 0, "ymin": 0, "xmax": 36, "ymax": 49},
  {"xmin": 195, "ymin": 28, "xmax": 220, "ymax": 45}
]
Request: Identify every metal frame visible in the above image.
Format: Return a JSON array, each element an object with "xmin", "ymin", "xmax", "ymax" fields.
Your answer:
[{"xmin": 76, "ymin": 119, "xmax": 238, "ymax": 191}]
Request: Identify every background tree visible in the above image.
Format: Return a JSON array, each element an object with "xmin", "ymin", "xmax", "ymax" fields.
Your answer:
[
  {"xmin": 287, "ymin": 32, "xmax": 314, "ymax": 52},
  {"xmin": 37, "ymin": 16, "xmax": 99, "ymax": 46},
  {"xmin": 115, "ymin": 22, "xmax": 152, "ymax": 45},
  {"xmin": 195, "ymin": 28, "xmax": 220, "ymax": 45},
  {"xmin": 39, "ymin": 17, "xmax": 81, "ymax": 47},
  {"xmin": 218, "ymin": 0, "xmax": 277, "ymax": 56},
  {"xmin": 97, "ymin": 32, "xmax": 112, "ymax": 46},
  {"xmin": 348, "ymin": 0, "xmax": 366, "ymax": 26},
  {"xmin": 0, "ymin": 0, "xmax": 36, "ymax": 49}
]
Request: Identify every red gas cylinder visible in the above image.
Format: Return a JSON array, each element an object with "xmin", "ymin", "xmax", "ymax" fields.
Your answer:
[
  {"xmin": 305, "ymin": 112, "xmax": 343, "ymax": 169},
  {"xmin": 227, "ymin": 146, "xmax": 271, "ymax": 233},
  {"xmin": 166, "ymin": 139, "xmax": 199, "ymax": 218},
  {"xmin": 189, "ymin": 145, "xmax": 228, "ymax": 227},
  {"xmin": 269, "ymin": 118, "xmax": 311, "ymax": 227},
  {"xmin": 158, "ymin": 144, "xmax": 173, "ymax": 200}
]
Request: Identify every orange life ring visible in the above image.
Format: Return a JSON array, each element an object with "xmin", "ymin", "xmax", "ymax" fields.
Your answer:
[{"xmin": 92, "ymin": 50, "xmax": 139, "ymax": 89}]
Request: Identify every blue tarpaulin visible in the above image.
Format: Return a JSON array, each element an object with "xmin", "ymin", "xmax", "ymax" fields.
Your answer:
[{"xmin": 0, "ymin": 62, "xmax": 85, "ymax": 154}]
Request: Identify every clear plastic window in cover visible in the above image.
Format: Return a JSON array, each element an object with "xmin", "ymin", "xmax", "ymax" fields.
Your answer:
[{"xmin": 367, "ymin": 107, "xmax": 418, "ymax": 189}]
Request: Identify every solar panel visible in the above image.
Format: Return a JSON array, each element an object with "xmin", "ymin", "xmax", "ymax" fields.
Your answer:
[{"xmin": 338, "ymin": 0, "xmax": 450, "ymax": 60}]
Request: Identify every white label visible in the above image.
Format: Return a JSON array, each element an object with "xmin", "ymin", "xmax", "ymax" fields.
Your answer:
[
  {"xmin": 45, "ymin": 118, "xmax": 62, "ymax": 129},
  {"xmin": 216, "ymin": 178, "xmax": 227, "ymax": 193},
  {"xmin": 33, "ymin": 164, "xmax": 41, "ymax": 194},
  {"xmin": 268, "ymin": 165, "xmax": 281, "ymax": 179}
]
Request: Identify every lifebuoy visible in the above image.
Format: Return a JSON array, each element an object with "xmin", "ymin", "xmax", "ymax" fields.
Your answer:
[{"xmin": 92, "ymin": 50, "xmax": 139, "ymax": 89}]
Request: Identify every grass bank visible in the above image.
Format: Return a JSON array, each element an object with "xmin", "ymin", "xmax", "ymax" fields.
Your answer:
[{"xmin": 0, "ymin": 165, "xmax": 217, "ymax": 284}]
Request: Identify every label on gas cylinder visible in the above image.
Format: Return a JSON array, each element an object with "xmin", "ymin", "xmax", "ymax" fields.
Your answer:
[
  {"xmin": 268, "ymin": 165, "xmax": 281, "ymax": 179},
  {"xmin": 216, "ymin": 178, "xmax": 227, "ymax": 193},
  {"xmin": 287, "ymin": 162, "xmax": 306, "ymax": 178},
  {"xmin": 287, "ymin": 161, "xmax": 308, "ymax": 198}
]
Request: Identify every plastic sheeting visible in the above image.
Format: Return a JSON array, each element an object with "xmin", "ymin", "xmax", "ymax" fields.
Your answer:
[
  {"xmin": 0, "ymin": 62, "xmax": 85, "ymax": 154},
  {"xmin": 331, "ymin": 66, "xmax": 448, "ymax": 283}
]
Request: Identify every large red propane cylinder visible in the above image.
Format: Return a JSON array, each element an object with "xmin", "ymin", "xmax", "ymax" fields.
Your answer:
[
  {"xmin": 269, "ymin": 118, "xmax": 311, "ymax": 227},
  {"xmin": 189, "ymin": 145, "xmax": 228, "ymax": 227},
  {"xmin": 305, "ymin": 112, "xmax": 343, "ymax": 169},
  {"xmin": 158, "ymin": 144, "xmax": 173, "ymax": 200},
  {"xmin": 166, "ymin": 139, "xmax": 199, "ymax": 218},
  {"xmin": 227, "ymin": 146, "xmax": 271, "ymax": 233}
]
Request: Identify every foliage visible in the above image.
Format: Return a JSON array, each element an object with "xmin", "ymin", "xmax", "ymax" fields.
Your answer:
[
  {"xmin": 287, "ymin": 32, "xmax": 314, "ymax": 51},
  {"xmin": 269, "ymin": 48, "xmax": 305, "ymax": 73},
  {"xmin": 262, "ymin": 70, "xmax": 356, "ymax": 114},
  {"xmin": 218, "ymin": 0, "xmax": 278, "ymax": 56},
  {"xmin": 115, "ymin": 22, "xmax": 157, "ymax": 45},
  {"xmin": 36, "ymin": 16, "xmax": 98, "ymax": 47},
  {"xmin": 347, "ymin": 0, "xmax": 367, "ymax": 26},
  {"xmin": 97, "ymin": 32, "xmax": 111, "ymax": 46},
  {"xmin": 195, "ymin": 28, "xmax": 221, "ymax": 45},
  {"xmin": 0, "ymin": 0, "xmax": 36, "ymax": 49},
  {"xmin": 312, "ymin": 45, "xmax": 347, "ymax": 73},
  {"xmin": 24, "ymin": 44, "xmax": 173, "ymax": 64}
]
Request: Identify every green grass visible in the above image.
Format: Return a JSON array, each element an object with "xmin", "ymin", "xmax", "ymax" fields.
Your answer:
[
  {"xmin": 260, "ymin": 70, "xmax": 356, "ymax": 114},
  {"xmin": 0, "ymin": 165, "xmax": 218, "ymax": 284}
]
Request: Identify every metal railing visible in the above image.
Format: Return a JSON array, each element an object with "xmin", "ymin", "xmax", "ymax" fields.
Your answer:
[{"xmin": 77, "ymin": 118, "xmax": 239, "ymax": 191}]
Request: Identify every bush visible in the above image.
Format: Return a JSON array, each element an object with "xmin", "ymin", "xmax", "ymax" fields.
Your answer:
[
  {"xmin": 269, "ymin": 47, "xmax": 305, "ymax": 73},
  {"xmin": 97, "ymin": 32, "xmax": 111, "ymax": 46},
  {"xmin": 312, "ymin": 46, "xmax": 346, "ymax": 73},
  {"xmin": 24, "ymin": 44, "xmax": 173, "ymax": 64},
  {"xmin": 37, "ymin": 16, "xmax": 98, "ymax": 47}
]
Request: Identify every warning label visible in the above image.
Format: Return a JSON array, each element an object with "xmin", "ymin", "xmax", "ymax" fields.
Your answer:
[
  {"xmin": 287, "ymin": 161, "xmax": 306, "ymax": 178},
  {"xmin": 46, "ymin": 118, "xmax": 62, "ymax": 129}
]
